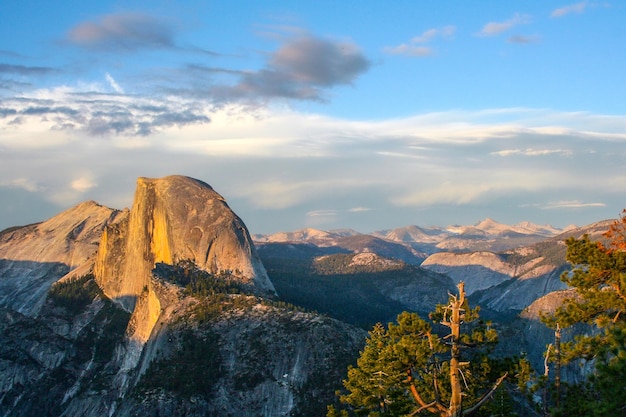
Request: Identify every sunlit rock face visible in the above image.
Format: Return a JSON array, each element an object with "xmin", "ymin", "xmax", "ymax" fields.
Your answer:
[
  {"xmin": 0, "ymin": 201, "xmax": 124, "ymax": 316},
  {"xmin": 94, "ymin": 175, "xmax": 275, "ymax": 342},
  {"xmin": 421, "ymin": 251, "xmax": 515, "ymax": 295}
]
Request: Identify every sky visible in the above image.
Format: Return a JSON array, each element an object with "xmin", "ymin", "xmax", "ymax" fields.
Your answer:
[{"xmin": 1, "ymin": 1, "xmax": 625, "ymax": 235}]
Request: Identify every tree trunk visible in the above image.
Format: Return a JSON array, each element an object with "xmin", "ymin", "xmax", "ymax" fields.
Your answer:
[{"xmin": 448, "ymin": 282, "xmax": 464, "ymax": 417}]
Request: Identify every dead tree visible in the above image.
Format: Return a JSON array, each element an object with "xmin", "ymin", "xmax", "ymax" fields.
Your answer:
[{"xmin": 408, "ymin": 282, "xmax": 508, "ymax": 417}]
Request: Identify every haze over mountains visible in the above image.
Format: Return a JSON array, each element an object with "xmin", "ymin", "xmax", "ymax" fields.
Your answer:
[
  {"xmin": 254, "ymin": 216, "xmax": 575, "ymax": 260},
  {"xmin": 0, "ymin": 175, "xmax": 615, "ymax": 416}
]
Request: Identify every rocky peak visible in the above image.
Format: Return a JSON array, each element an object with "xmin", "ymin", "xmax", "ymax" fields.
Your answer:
[
  {"xmin": 0, "ymin": 201, "xmax": 123, "ymax": 316},
  {"xmin": 94, "ymin": 175, "xmax": 275, "ymax": 345}
]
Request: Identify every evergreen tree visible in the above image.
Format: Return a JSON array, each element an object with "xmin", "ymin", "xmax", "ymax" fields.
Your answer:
[
  {"xmin": 331, "ymin": 283, "xmax": 508, "ymax": 417},
  {"xmin": 544, "ymin": 210, "xmax": 626, "ymax": 416}
]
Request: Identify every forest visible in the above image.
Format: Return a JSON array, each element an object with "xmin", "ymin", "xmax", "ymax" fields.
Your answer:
[{"xmin": 327, "ymin": 211, "xmax": 626, "ymax": 416}]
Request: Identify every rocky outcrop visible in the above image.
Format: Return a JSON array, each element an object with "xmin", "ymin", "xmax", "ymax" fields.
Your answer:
[
  {"xmin": 0, "ymin": 201, "xmax": 124, "ymax": 316},
  {"xmin": 421, "ymin": 251, "xmax": 515, "ymax": 295},
  {"xmin": 92, "ymin": 175, "xmax": 276, "ymax": 375},
  {"xmin": 94, "ymin": 176, "xmax": 274, "ymax": 312},
  {"xmin": 472, "ymin": 265, "xmax": 568, "ymax": 312},
  {"xmin": 519, "ymin": 289, "xmax": 579, "ymax": 320},
  {"xmin": 421, "ymin": 243, "xmax": 572, "ymax": 311}
]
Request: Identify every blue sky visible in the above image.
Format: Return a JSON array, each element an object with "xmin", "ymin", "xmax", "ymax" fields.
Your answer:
[{"xmin": 1, "ymin": 1, "xmax": 625, "ymax": 234}]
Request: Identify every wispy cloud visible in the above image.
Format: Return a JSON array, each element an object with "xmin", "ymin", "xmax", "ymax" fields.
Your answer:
[
  {"xmin": 0, "ymin": 63, "xmax": 56, "ymax": 75},
  {"xmin": 105, "ymin": 72, "xmax": 124, "ymax": 94},
  {"xmin": 384, "ymin": 25, "xmax": 455, "ymax": 57},
  {"xmin": 307, "ymin": 210, "xmax": 338, "ymax": 217},
  {"xmin": 541, "ymin": 200, "xmax": 606, "ymax": 209},
  {"xmin": 1, "ymin": 178, "xmax": 45, "ymax": 192},
  {"xmin": 508, "ymin": 35, "xmax": 541, "ymax": 44},
  {"xmin": 66, "ymin": 12, "xmax": 175, "ymax": 51},
  {"xmin": 383, "ymin": 44, "xmax": 433, "ymax": 57},
  {"xmin": 551, "ymin": 2, "xmax": 589, "ymax": 17},
  {"xmin": 2, "ymin": 102, "xmax": 624, "ymax": 230},
  {"xmin": 71, "ymin": 177, "xmax": 97, "ymax": 192},
  {"xmin": 491, "ymin": 148, "xmax": 571, "ymax": 157},
  {"xmin": 411, "ymin": 26, "xmax": 456, "ymax": 43},
  {"xmin": 349, "ymin": 207, "xmax": 372, "ymax": 213},
  {"xmin": 477, "ymin": 13, "xmax": 531, "ymax": 37}
]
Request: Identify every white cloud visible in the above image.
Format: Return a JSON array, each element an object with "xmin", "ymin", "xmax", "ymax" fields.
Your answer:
[
  {"xmin": 390, "ymin": 169, "xmax": 553, "ymax": 207},
  {"xmin": 478, "ymin": 13, "xmax": 531, "ymax": 37},
  {"xmin": 541, "ymin": 200, "xmax": 606, "ymax": 209},
  {"xmin": 1, "ymin": 178, "xmax": 44, "ymax": 192},
  {"xmin": 71, "ymin": 177, "xmax": 97, "ymax": 192},
  {"xmin": 105, "ymin": 72, "xmax": 124, "ymax": 94},
  {"xmin": 491, "ymin": 148, "xmax": 572, "ymax": 157},
  {"xmin": 383, "ymin": 44, "xmax": 433, "ymax": 57},
  {"xmin": 307, "ymin": 210, "xmax": 337, "ymax": 217},
  {"xmin": 411, "ymin": 26, "xmax": 456, "ymax": 43},
  {"xmin": 384, "ymin": 25, "xmax": 455, "ymax": 57},
  {"xmin": 349, "ymin": 207, "xmax": 372, "ymax": 213},
  {"xmin": 2, "ymin": 102, "xmax": 625, "ymax": 232},
  {"xmin": 551, "ymin": 2, "xmax": 588, "ymax": 17}
]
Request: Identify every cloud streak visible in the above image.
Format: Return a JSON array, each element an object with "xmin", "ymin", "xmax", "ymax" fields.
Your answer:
[
  {"xmin": 67, "ymin": 12, "xmax": 175, "ymax": 51},
  {"xmin": 478, "ymin": 13, "xmax": 531, "ymax": 37},
  {"xmin": 384, "ymin": 25, "xmax": 455, "ymax": 57},
  {"xmin": 541, "ymin": 200, "xmax": 606, "ymax": 209},
  {"xmin": 105, "ymin": 73, "xmax": 124, "ymax": 94},
  {"xmin": 491, "ymin": 148, "xmax": 572, "ymax": 157},
  {"xmin": 551, "ymin": 2, "xmax": 589, "ymax": 17},
  {"xmin": 0, "ymin": 63, "xmax": 56, "ymax": 75}
]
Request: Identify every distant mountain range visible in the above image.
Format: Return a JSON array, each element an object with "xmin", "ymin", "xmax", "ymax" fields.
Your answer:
[
  {"xmin": 253, "ymin": 217, "xmax": 576, "ymax": 261},
  {"xmin": 253, "ymin": 217, "xmax": 613, "ymax": 379}
]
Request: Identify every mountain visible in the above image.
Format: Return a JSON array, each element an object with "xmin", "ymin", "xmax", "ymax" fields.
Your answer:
[
  {"xmin": 256, "ymin": 219, "xmax": 569, "ymax": 261},
  {"xmin": 95, "ymin": 175, "xmax": 275, "ymax": 307},
  {"xmin": 253, "ymin": 227, "xmax": 361, "ymax": 245},
  {"xmin": 256, "ymin": 228, "xmax": 426, "ymax": 264},
  {"xmin": 421, "ymin": 220, "xmax": 613, "ymax": 314},
  {"xmin": 0, "ymin": 200, "xmax": 125, "ymax": 316},
  {"xmin": 0, "ymin": 176, "xmax": 365, "ymax": 417}
]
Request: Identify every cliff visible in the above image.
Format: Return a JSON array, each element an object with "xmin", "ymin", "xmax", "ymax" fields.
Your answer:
[
  {"xmin": 95, "ymin": 175, "xmax": 274, "ymax": 313},
  {"xmin": 0, "ymin": 201, "xmax": 124, "ymax": 316},
  {"xmin": 421, "ymin": 251, "xmax": 515, "ymax": 295},
  {"xmin": 92, "ymin": 175, "xmax": 276, "ymax": 370}
]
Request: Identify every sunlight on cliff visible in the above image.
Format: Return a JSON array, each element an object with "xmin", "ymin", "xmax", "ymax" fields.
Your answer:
[
  {"xmin": 128, "ymin": 285, "xmax": 161, "ymax": 344},
  {"xmin": 150, "ymin": 204, "xmax": 172, "ymax": 265}
]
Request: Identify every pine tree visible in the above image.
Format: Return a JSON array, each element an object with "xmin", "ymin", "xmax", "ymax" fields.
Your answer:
[
  {"xmin": 543, "ymin": 210, "xmax": 626, "ymax": 416},
  {"xmin": 331, "ymin": 283, "xmax": 508, "ymax": 417}
]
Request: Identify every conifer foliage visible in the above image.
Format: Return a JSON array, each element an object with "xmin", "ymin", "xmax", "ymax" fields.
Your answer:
[
  {"xmin": 329, "ymin": 283, "xmax": 508, "ymax": 417},
  {"xmin": 544, "ymin": 210, "xmax": 626, "ymax": 416}
]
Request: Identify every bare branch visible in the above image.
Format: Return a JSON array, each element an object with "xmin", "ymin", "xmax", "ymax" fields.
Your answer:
[{"xmin": 462, "ymin": 372, "xmax": 508, "ymax": 416}]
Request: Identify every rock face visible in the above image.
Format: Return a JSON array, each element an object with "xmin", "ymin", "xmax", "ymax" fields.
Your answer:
[
  {"xmin": 95, "ymin": 175, "xmax": 274, "ymax": 313},
  {"xmin": 0, "ymin": 201, "xmax": 124, "ymax": 316},
  {"xmin": 421, "ymin": 251, "xmax": 515, "ymax": 295},
  {"xmin": 92, "ymin": 175, "xmax": 277, "ymax": 377}
]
